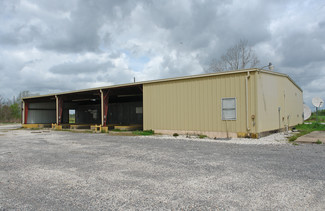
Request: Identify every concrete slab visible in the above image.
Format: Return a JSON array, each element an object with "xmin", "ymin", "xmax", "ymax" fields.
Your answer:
[
  {"xmin": 0, "ymin": 124, "xmax": 21, "ymax": 130},
  {"xmin": 114, "ymin": 124, "xmax": 142, "ymax": 131},
  {"xmin": 296, "ymin": 131, "xmax": 325, "ymax": 144},
  {"xmin": 70, "ymin": 124, "xmax": 91, "ymax": 129}
]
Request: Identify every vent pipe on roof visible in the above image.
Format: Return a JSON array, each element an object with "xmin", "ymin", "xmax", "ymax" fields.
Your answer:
[{"xmin": 259, "ymin": 62, "xmax": 273, "ymax": 70}]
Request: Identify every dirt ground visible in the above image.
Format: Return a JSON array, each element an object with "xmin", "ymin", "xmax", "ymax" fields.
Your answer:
[{"xmin": 1, "ymin": 126, "xmax": 325, "ymax": 210}]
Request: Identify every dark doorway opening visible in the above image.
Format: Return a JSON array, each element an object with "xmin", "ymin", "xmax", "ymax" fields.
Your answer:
[
  {"xmin": 62, "ymin": 91, "xmax": 101, "ymax": 125},
  {"xmin": 107, "ymin": 85, "xmax": 143, "ymax": 128}
]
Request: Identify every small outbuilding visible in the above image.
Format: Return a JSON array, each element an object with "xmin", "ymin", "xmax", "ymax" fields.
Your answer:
[{"xmin": 22, "ymin": 69, "xmax": 303, "ymax": 138}]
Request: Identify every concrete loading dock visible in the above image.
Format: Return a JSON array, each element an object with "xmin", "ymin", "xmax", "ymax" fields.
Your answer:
[{"xmin": 22, "ymin": 69, "xmax": 303, "ymax": 138}]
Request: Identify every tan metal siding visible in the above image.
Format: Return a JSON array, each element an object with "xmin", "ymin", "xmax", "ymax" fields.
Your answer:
[
  {"xmin": 143, "ymin": 73, "xmax": 257, "ymax": 134},
  {"xmin": 256, "ymin": 72, "xmax": 303, "ymax": 132}
]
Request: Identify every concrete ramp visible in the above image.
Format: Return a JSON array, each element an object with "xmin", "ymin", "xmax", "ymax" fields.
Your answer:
[{"xmin": 296, "ymin": 131, "xmax": 325, "ymax": 144}]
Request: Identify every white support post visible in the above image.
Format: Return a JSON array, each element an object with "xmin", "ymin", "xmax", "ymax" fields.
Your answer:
[
  {"xmin": 22, "ymin": 100, "xmax": 25, "ymax": 124},
  {"xmin": 55, "ymin": 95, "xmax": 58, "ymax": 125}
]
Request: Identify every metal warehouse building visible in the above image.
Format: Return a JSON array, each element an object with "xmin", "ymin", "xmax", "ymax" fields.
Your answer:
[{"xmin": 22, "ymin": 69, "xmax": 303, "ymax": 138}]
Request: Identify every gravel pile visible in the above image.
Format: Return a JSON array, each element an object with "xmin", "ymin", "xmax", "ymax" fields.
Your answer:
[{"xmin": 140, "ymin": 132, "xmax": 292, "ymax": 145}]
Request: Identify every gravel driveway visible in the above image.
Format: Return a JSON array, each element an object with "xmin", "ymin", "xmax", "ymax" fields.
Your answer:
[{"xmin": 0, "ymin": 128, "xmax": 325, "ymax": 210}]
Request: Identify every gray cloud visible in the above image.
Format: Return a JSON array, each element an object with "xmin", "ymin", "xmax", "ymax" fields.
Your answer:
[
  {"xmin": 49, "ymin": 60, "xmax": 114, "ymax": 75},
  {"xmin": 281, "ymin": 33, "xmax": 325, "ymax": 67}
]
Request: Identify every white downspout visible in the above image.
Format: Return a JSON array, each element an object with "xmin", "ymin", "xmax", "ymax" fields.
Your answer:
[{"xmin": 245, "ymin": 71, "xmax": 251, "ymax": 133}]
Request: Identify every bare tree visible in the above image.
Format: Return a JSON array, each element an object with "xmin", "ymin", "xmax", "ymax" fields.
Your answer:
[
  {"xmin": 17, "ymin": 91, "xmax": 31, "ymax": 102},
  {"xmin": 208, "ymin": 40, "xmax": 260, "ymax": 72}
]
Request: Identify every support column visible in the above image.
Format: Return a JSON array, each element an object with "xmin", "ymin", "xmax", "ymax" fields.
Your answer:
[
  {"xmin": 22, "ymin": 100, "xmax": 24, "ymax": 124},
  {"xmin": 100, "ymin": 89, "xmax": 109, "ymax": 126},
  {"xmin": 23, "ymin": 101, "xmax": 29, "ymax": 124},
  {"xmin": 55, "ymin": 95, "xmax": 63, "ymax": 125}
]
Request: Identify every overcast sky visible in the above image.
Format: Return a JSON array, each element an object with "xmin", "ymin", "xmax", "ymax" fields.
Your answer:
[{"xmin": 1, "ymin": 0, "xmax": 325, "ymax": 108}]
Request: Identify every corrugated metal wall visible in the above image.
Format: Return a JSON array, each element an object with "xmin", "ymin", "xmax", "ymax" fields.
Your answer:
[
  {"xmin": 27, "ymin": 102, "xmax": 56, "ymax": 124},
  {"xmin": 108, "ymin": 102, "xmax": 143, "ymax": 125},
  {"xmin": 143, "ymin": 72, "xmax": 257, "ymax": 134},
  {"xmin": 256, "ymin": 72, "xmax": 303, "ymax": 132},
  {"xmin": 75, "ymin": 104, "xmax": 101, "ymax": 124}
]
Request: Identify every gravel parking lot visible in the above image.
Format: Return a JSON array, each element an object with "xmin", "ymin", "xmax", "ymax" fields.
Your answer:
[{"xmin": 1, "ymin": 127, "xmax": 325, "ymax": 210}]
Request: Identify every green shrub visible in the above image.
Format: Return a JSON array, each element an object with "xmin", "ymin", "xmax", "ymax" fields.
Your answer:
[{"xmin": 173, "ymin": 133, "xmax": 179, "ymax": 137}]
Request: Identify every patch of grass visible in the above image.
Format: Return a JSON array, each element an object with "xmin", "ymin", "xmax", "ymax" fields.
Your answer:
[
  {"xmin": 288, "ymin": 130, "xmax": 310, "ymax": 142},
  {"xmin": 29, "ymin": 127, "xmax": 41, "ymax": 130},
  {"xmin": 101, "ymin": 129, "xmax": 108, "ymax": 133},
  {"xmin": 198, "ymin": 134, "xmax": 207, "ymax": 139},
  {"xmin": 292, "ymin": 142, "xmax": 299, "ymax": 146},
  {"xmin": 112, "ymin": 129, "xmax": 122, "ymax": 132},
  {"xmin": 316, "ymin": 139, "xmax": 323, "ymax": 144},
  {"xmin": 132, "ymin": 130, "xmax": 154, "ymax": 136},
  {"xmin": 69, "ymin": 115, "xmax": 75, "ymax": 124},
  {"xmin": 296, "ymin": 122, "xmax": 325, "ymax": 131},
  {"xmin": 173, "ymin": 133, "xmax": 179, "ymax": 137}
]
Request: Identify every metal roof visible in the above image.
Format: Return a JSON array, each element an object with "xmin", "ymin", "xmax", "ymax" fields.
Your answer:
[{"xmin": 22, "ymin": 68, "xmax": 302, "ymax": 100}]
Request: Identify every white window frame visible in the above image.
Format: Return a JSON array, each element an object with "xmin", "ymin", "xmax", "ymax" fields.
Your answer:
[{"xmin": 221, "ymin": 98, "xmax": 237, "ymax": 120}]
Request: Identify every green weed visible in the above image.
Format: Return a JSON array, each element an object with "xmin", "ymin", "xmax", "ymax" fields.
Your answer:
[
  {"xmin": 198, "ymin": 134, "xmax": 207, "ymax": 139},
  {"xmin": 316, "ymin": 139, "xmax": 323, "ymax": 144}
]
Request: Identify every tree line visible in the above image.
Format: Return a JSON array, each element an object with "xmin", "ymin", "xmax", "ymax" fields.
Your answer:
[{"xmin": 0, "ymin": 91, "xmax": 35, "ymax": 123}]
